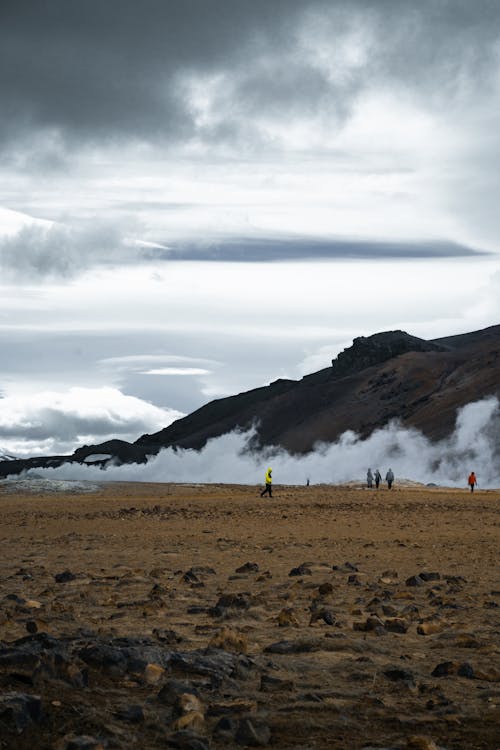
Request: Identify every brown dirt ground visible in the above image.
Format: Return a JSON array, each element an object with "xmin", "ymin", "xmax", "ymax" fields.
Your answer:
[{"xmin": 0, "ymin": 481, "xmax": 499, "ymax": 749}]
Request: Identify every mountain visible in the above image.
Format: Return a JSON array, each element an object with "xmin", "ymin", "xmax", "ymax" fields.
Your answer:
[{"xmin": 1, "ymin": 325, "xmax": 499, "ymax": 477}]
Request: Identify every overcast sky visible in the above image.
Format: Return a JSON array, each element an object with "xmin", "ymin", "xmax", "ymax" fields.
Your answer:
[{"xmin": 1, "ymin": 0, "xmax": 500, "ymax": 457}]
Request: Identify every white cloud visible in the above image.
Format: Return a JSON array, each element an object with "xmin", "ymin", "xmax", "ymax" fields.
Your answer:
[
  {"xmin": 0, "ymin": 386, "xmax": 183, "ymax": 456},
  {"xmin": 140, "ymin": 368, "xmax": 211, "ymax": 376}
]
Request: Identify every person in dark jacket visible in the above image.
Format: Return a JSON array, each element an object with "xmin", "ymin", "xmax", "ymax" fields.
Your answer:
[
  {"xmin": 367, "ymin": 468, "xmax": 373, "ymax": 488},
  {"xmin": 374, "ymin": 469, "xmax": 382, "ymax": 488},
  {"xmin": 385, "ymin": 468, "xmax": 394, "ymax": 489}
]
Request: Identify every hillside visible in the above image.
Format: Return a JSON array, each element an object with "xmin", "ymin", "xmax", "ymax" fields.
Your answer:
[
  {"xmin": 136, "ymin": 325, "xmax": 500, "ymax": 454},
  {"xmin": 1, "ymin": 324, "xmax": 499, "ymax": 477}
]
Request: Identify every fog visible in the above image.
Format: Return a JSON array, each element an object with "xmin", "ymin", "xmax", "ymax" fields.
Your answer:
[{"xmin": 17, "ymin": 397, "xmax": 499, "ymax": 489}]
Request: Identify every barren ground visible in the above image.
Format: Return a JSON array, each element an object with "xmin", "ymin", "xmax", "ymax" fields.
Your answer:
[{"xmin": 0, "ymin": 481, "xmax": 498, "ymax": 749}]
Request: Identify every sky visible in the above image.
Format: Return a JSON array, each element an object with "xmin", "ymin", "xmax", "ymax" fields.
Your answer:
[{"xmin": 1, "ymin": 0, "xmax": 500, "ymax": 459}]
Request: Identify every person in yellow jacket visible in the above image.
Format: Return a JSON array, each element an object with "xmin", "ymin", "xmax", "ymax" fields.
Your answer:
[{"xmin": 260, "ymin": 467, "xmax": 273, "ymax": 497}]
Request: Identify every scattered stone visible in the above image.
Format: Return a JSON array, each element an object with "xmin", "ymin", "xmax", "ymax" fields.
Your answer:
[
  {"xmin": 309, "ymin": 608, "xmax": 336, "ymax": 626},
  {"xmin": 57, "ymin": 737, "xmax": 105, "ymax": 750},
  {"xmin": 235, "ymin": 717, "xmax": 271, "ymax": 746},
  {"xmin": 54, "ymin": 570, "xmax": 77, "ymax": 583},
  {"xmin": 0, "ymin": 691, "xmax": 43, "ymax": 732},
  {"xmin": 288, "ymin": 563, "xmax": 312, "ymax": 576},
  {"xmin": 172, "ymin": 710, "xmax": 205, "ymax": 732},
  {"xmin": 235, "ymin": 562, "xmax": 259, "ymax": 574},
  {"xmin": 153, "ymin": 628, "xmax": 183, "ymax": 644},
  {"xmin": 144, "ymin": 662, "xmax": 166, "ymax": 685},
  {"xmin": 383, "ymin": 667, "xmax": 415, "ymax": 684},
  {"xmin": 158, "ymin": 680, "xmax": 201, "ymax": 707},
  {"xmin": 317, "ymin": 582, "xmax": 334, "ymax": 596},
  {"xmin": 417, "ymin": 620, "xmax": 447, "ymax": 636},
  {"xmin": 213, "ymin": 716, "xmax": 239, "ymax": 739},
  {"xmin": 419, "ymin": 572, "xmax": 441, "ymax": 582},
  {"xmin": 210, "ymin": 592, "xmax": 252, "ymax": 616},
  {"xmin": 348, "ymin": 574, "xmax": 362, "ymax": 586},
  {"xmin": 406, "ymin": 575, "xmax": 424, "ymax": 587},
  {"xmin": 431, "ymin": 660, "xmax": 475, "ymax": 678},
  {"xmin": 384, "ymin": 617, "xmax": 409, "ymax": 634},
  {"xmin": 166, "ymin": 729, "xmax": 210, "ymax": 749},
  {"xmin": 114, "ymin": 704, "xmax": 144, "ymax": 723},
  {"xmin": 277, "ymin": 608, "xmax": 300, "ymax": 627},
  {"xmin": 406, "ymin": 736, "xmax": 439, "ymax": 750}
]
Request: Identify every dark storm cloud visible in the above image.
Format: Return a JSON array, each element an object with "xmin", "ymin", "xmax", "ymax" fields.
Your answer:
[
  {"xmin": 1, "ymin": 0, "xmax": 499, "ymax": 156},
  {"xmin": 0, "ymin": 220, "xmax": 145, "ymax": 279},
  {"xmin": 0, "ymin": 223, "xmax": 484, "ymax": 280},
  {"xmin": 154, "ymin": 237, "xmax": 484, "ymax": 262}
]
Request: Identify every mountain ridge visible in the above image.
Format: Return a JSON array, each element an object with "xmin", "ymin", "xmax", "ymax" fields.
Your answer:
[{"xmin": 1, "ymin": 324, "xmax": 499, "ymax": 477}]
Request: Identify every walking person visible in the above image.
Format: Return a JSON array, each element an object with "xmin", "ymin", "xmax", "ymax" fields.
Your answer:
[
  {"xmin": 366, "ymin": 468, "xmax": 373, "ymax": 488},
  {"xmin": 468, "ymin": 471, "xmax": 477, "ymax": 493},
  {"xmin": 385, "ymin": 468, "xmax": 394, "ymax": 489},
  {"xmin": 260, "ymin": 467, "xmax": 273, "ymax": 497},
  {"xmin": 374, "ymin": 469, "xmax": 381, "ymax": 489}
]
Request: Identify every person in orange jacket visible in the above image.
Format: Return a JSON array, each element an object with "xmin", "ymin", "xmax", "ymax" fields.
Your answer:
[{"xmin": 468, "ymin": 471, "xmax": 477, "ymax": 492}]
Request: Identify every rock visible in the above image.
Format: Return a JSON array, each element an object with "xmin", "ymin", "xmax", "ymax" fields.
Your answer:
[
  {"xmin": 309, "ymin": 608, "xmax": 336, "ymax": 626},
  {"xmin": 353, "ymin": 615, "xmax": 385, "ymax": 633},
  {"xmin": 144, "ymin": 662, "xmax": 166, "ymax": 684},
  {"xmin": 457, "ymin": 662, "xmax": 475, "ymax": 679},
  {"xmin": 54, "ymin": 570, "xmax": 77, "ymax": 583},
  {"xmin": 158, "ymin": 680, "xmax": 201, "ymax": 707},
  {"xmin": 473, "ymin": 666, "xmax": 500, "ymax": 682},
  {"xmin": 383, "ymin": 667, "xmax": 415, "ymax": 684},
  {"xmin": 114, "ymin": 704, "xmax": 144, "ymax": 723},
  {"xmin": 235, "ymin": 562, "xmax": 259, "ymax": 574},
  {"xmin": 178, "ymin": 693, "xmax": 204, "ymax": 715},
  {"xmin": 166, "ymin": 729, "xmax": 210, "ymax": 749},
  {"xmin": 277, "ymin": 608, "xmax": 300, "ymax": 627},
  {"xmin": 419, "ymin": 572, "xmax": 441, "ymax": 582},
  {"xmin": 235, "ymin": 717, "xmax": 271, "ymax": 746},
  {"xmin": 213, "ymin": 716, "xmax": 239, "ymax": 739},
  {"xmin": 431, "ymin": 661, "xmax": 458, "ymax": 677},
  {"xmin": 288, "ymin": 563, "xmax": 312, "ymax": 576},
  {"xmin": 317, "ymin": 582, "xmax": 334, "ymax": 596},
  {"xmin": 332, "ymin": 562, "xmax": 358, "ymax": 572},
  {"xmin": 406, "ymin": 736, "xmax": 439, "ymax": 750},
  {"xmin": 384, "ymin": 617, "xmax": 410, "ymax": 634},
  {"xmin": 173, "ymin": 711, "xmax": 206, "ymax": 732},
  {"xmin": 406, "ymin": 575, "xmax": 424, "ymax": 587},
  {"xmin": 58, "ymin": 737, "xmax": 105, "ymax": 750},
  {"xmin": 210, "ymin": 592, "xmax": 252, "ymax": 616},
  {"xmin": 417, "ymin": 620, "xmax": 447, "ymax": 635},
  {"xmin": 209, "ymin": 627, "xmax": 248, "ymax": 654},
  {"xmin": 153, "ymin": 628, "xmax": 183, "ymax": 645},
  {"xmin": 0, "ymin": 691, "xmax": 43, "ymax": 732},
  {"xmin": 348, "ymin": 574, "xmax": 362, "ymax": 586}
]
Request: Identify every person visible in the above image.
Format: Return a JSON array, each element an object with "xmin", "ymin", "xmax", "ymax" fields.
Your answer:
[
  {"xmin": 367, "ymin": 468, "xmax": 373, "ymax": 488},
  {"xmin": 468, "ymin": 471, "xmax": 477, "ymax": 493},
  {"xmin": 385, "ymin": 468, "xmax": 394, "ymax": 489},
  {"xmin": 260, "ymin": 467, "xmax": 273, "ymax": 497},
  {"xmin": 374, "ymin": 469, "xmax": 381, "ymax": 489}
]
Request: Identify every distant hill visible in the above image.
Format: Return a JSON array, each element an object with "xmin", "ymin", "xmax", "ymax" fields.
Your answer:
[{"xmin": 1, "ymin": 325, "xmax": 499, "ymax": 477}]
